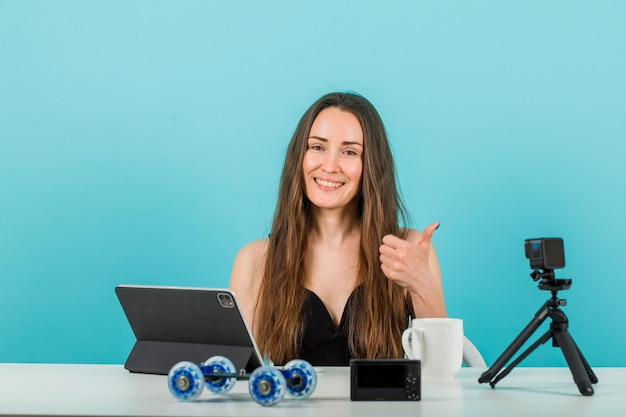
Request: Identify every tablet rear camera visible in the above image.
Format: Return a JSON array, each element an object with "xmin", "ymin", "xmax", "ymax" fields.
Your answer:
[{"xmin": 217, "ymin": 293, "xmax": 234, "ymax": 308}]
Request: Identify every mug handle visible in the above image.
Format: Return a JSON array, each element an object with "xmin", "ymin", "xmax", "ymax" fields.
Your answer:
[{"xmin": 402, "ymin": 328, "xmax": 424, "ymax": 360}]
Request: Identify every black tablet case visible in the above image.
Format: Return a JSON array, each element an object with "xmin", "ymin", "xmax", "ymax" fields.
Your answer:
[{"xmin": 115, "ymin": 285, "xmax": 263, "ymax": 375}]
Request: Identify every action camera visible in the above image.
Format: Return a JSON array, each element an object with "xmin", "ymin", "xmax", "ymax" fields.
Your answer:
[{"xmin": 524, "ymin": 238, "xmax": 565, "ymax": 271}]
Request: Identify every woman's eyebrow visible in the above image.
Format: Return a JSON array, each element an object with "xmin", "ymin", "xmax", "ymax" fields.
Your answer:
[{"xmin": 307, "ymin": 136, "xmax": 363, "ymax": 147}]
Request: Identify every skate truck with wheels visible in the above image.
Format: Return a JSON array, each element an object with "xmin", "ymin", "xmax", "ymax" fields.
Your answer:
[{"xmin": 168, "ymin": 355, "xmax": 317, "ymax": 406}]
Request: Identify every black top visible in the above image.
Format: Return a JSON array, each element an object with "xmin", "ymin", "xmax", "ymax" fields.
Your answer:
[
  {"xmin": 298, "ymin": 286, "xmax": 412, "ymax": 366},
  {"xmin": 299, "ymin": 287, "xmax": 356, "ymax": 366}
]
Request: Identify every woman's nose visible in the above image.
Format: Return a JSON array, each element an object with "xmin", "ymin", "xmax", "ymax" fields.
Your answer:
[{"xmin": 321, "ymin": 152, "xmax": 340, "ymax": 173}]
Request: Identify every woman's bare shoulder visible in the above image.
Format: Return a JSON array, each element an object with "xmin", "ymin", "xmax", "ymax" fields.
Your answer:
[
  {"xmin": 237, "ymin": 238, "xmax": 269, "ymax": 260},
  {"xmin": 229, "ymin": 238, "xmax": 268, "ymax": 291}
]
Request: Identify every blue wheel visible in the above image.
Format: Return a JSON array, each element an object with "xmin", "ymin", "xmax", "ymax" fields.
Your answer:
[
  {"xmin": 248, "ymin": 367, "xmax": 287, "ymax": 406},
  {"xmin": 283, "ymin": 359, "xmax": 317, "ymax": 399},
  {"xmin": 202, "ymin": 356, "xmax": 237, "ymax": 394},
  {"xmin": 168, "ymin": 361, "xmax": 204, "ymax": 402}
]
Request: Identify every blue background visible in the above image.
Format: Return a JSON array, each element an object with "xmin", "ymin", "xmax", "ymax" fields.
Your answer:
[{"xmin": 1, "ymin": 1, "xmax": 625, "ymax": 367}]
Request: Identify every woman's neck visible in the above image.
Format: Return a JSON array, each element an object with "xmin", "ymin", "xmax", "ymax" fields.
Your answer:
[{"xmin": 308, "ymin": 206, "xmax": 360, "ymax": 247}]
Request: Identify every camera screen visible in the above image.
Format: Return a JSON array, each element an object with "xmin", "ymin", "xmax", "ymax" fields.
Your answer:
[
  {"xmin": 357, "ymin": 364, "xmax": 405, "ymax": 388},
  {"xmin": 544, "ymin": 239, "xmax": 565, "ymax": 268}
]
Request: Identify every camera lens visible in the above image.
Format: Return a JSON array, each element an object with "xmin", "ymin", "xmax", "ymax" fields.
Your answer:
[{"xmin": 217, "ymin": 293, "xmax": 234, "ymax": 307}]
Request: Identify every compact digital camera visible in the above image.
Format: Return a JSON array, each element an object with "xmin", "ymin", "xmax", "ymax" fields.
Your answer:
[{"xmin": 350, "ymin": 359, "xmax": 420, "ymax": 401}]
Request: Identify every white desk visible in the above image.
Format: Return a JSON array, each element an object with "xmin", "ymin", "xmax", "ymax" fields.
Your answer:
[{"xmin": 0, "ymin": 364, "xmax": 622, "ymax": 416}]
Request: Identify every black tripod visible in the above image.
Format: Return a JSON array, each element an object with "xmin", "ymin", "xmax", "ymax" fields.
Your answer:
[{"xmin": 478, "ymin": 272, "xmax": 598, "ymax": 396}]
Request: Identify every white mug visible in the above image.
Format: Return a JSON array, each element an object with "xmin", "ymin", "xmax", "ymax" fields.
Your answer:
[{"xmin": 402, "ymin": 318, "xmax": 463, "ymax": 378}]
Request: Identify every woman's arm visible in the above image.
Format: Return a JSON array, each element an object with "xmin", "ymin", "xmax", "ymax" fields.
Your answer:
[{"xmin": 228, "ymin": 238, "xmax": 268, "ymax": 332}]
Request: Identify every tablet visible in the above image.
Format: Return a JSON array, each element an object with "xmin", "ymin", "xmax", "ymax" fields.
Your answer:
[{"xmin": 115, "ymin": 284, "xmax": 264, "ymax": 375}]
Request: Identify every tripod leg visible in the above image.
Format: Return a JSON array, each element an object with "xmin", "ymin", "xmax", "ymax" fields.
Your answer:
[
  {"xmin": 479, "ymin": 300, "xmax": 551, "ymax": 384},
  {"xmin": 574, "ymin": 341, "xmax": 599, "ymax": 384},
  {"xmin": 489, "ymin": 329, "xmax": 553, "ymax": 388},
  {"xmin": 552, "ymin": 329, "xmax": 595, "ymax": 396}
]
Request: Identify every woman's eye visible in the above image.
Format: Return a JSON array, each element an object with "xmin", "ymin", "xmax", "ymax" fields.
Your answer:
[
  {"xmin": 310, "ymin": 144, "xmax": 324, "ymax": 151},
  {"xmin": 344, "ymin": 149, "xmax": 358, "ymax": 156}
]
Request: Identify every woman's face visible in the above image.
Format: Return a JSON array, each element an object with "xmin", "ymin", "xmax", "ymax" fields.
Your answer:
[{"xmin": 302, "ymin": 107, "xmax": 364, "ymax": 212}]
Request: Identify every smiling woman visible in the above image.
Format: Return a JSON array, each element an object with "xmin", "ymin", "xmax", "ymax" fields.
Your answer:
[{"xmin": 228, "ymin": 91, "xmax": 446, "ymax": 366}]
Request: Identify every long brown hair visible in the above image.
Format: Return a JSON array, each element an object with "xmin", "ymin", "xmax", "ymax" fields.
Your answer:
[{"xmin": 255, "ymin": 91, "xmax": 410, "ymax": 364}]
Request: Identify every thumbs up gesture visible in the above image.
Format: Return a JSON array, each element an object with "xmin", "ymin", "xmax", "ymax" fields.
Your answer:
[{"xmin": 379, "ymin": 222, "xmax": 447, "ymax": 317}]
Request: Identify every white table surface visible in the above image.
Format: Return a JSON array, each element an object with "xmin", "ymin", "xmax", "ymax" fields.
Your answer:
[{"xmin": 0, "ymin": 364, "xmax": 622, "ymax": 416}]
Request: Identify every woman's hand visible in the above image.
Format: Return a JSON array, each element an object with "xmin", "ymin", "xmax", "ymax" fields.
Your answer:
[{"xmin": 379, "ymin": 222, "xmax": 447, "ymax": 317}]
